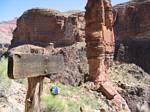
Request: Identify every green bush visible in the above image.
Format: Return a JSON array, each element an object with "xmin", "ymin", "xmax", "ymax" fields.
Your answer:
[{"xmin": 41, "ymin": 95, "xmax": 67, "ymax": 112}]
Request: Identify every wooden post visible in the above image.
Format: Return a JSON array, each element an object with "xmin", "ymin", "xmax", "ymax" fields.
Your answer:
[{"xmin": 25, "ymin": 76, "xmax": 44, "ymax": 112}]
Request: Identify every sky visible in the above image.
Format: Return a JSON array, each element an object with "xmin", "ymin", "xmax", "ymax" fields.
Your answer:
[{"xmin": 0, "ymin": 0, "xmax": 129, "ymax": 22}]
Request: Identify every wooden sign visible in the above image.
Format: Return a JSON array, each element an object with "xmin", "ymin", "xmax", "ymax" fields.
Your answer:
[{"xmin": 8, "ymin": 53, "xmax": 64, "ymax": 79}]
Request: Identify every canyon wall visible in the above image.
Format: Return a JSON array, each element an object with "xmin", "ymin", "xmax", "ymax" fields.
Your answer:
[
  {"xmin": 11, "ymin": 9, "xmax": 85, "ymax": 48},
  {"xmin": 114, "ymin": 0, "xmax": 150, "ymax": 73},
  {"xmin": 0, "ymin": 19, "xmax": 16, "ymax": 44}
]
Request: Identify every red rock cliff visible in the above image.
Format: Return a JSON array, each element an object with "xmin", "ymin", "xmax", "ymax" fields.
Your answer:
[
  {"xmin": 11, "ymin": 9, "xmax": 85, "ymax": 48},
  {"xmin": 85, "ymin": 0, "xmax": 130, "ymax": 111},
  {"xmin": 85, "ymin": 0, "xmax": 114, "ymax": 84},
  {"xmin": 114, "ymin": 0, "xmax": 150, "ymax": 73}
]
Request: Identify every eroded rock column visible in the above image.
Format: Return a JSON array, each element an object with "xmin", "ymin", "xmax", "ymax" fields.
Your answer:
[
  {"xmin": 85, "ymin": 1, "xmax": 131, "ymax": 111},
  {"xmin": 85, "ymin": 0, "xmax": 114, "ymax": 84}
]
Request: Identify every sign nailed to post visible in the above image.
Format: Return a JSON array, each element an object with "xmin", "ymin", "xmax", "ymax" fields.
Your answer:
[{"xmin": 8, "ymin": 52, "xmax": 64, "ymax": 79}]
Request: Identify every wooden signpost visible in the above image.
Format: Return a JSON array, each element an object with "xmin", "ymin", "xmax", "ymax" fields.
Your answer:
[
  {"xmin": 8, "ymin": 53, "xmax": 64, "ymax": 79},
  {"xmin": 8, "ymin": 45, "xmax": 64, "ymax": 112}
]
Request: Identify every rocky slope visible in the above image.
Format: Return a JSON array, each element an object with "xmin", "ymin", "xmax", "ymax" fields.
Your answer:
[
  {"xmin": 0, "ymin": 19, "xmax": 16, "ymax": 44},
  {"xmin": 0, "ymin": 56, "xmax": 149, "ymax": 112},
  {"xmin": 44, "ymin": 42, "xmax": 150, "ymax": 112},
  {"xmin": 0, "ymin": 58, "xmax": 26, "ymax": 112},
  {"xmin": 109, "ymin": 63, "xmax": 150, "ymax": 112},
  {"xmin": 113, "ymin": 0, "xmax": 150, "ymax": 73},
  {"xmin": 0, "ymin": 81, "xmax": 26, "ymax": 112}
]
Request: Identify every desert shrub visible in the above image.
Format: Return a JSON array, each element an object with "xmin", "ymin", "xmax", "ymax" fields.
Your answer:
[
  {"xmin": 41, "ymin": 95, "xmax": 66, "ymax": 112},
  {"xmin": 41, "ymin": 94, "xmax": 82, "ymax": 112}
]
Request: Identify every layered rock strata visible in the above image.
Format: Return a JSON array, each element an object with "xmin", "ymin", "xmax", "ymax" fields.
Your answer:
[
  {"xmin": 114, "ymin": 0, "xmax": 150, "ymax": 73},
  {"xmin": 11, "ymin": 9, "xmax": 85, "ymax": 48},
  {"xmin": 85, "ymin": 0, "xmax": 130, "ymax": 111},
  {"xmin": 85, "ymin": 0, "xmax": 114, "ymax": 85},
  {"xmin": 85, "ymin": 0, "xmax": 114, "ymax": 84}
]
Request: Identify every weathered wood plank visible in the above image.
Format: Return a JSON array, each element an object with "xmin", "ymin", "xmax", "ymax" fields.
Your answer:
[{"xmin": 8, "ymin": 53, "xmax": 64, "ymax": 79}]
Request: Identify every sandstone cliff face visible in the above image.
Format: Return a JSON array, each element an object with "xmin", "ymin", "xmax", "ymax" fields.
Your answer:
[
  {"xmin": 85, "ymin": 1, "xmax": 131, "ymax": 111},
  {"xmin": 114, "ymin": 0, "xmax": 150, "ymax": 73},
  {"xmin": 85, "ymin": 0, "xmax": 115, "ymax": 84},
  {"xmin": 11, "ymin": 8, "xmax": 85, "ymax": 48}
]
